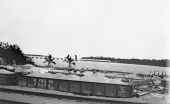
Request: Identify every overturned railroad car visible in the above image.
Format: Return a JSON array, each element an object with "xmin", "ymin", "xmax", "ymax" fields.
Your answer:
[{"xmin": 16, "ymin": 72, "xmax": 134, "ymax": 98}]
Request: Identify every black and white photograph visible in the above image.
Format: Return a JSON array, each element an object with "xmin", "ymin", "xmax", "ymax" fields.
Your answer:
[{"xmin": 0, "ymin": 0, "xmax": 169, "ymax": 104}]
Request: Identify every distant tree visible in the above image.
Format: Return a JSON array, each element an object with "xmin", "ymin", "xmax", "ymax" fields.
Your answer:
[
  {"xmin": 64, "ymin": 54, "xmax": 75, "ymax": 67},
  {"xmin": 75, "ymin": 55, "xmax": 78, "ymax": 61},
  {"xmin": 43, "ymin": 54, "xmax": 56, "ymax": 67},
  {"xmin": 81, "ymin": 56, "xmax": 169, "ymax": 67},
  {"xmin": 66, "ymin": 54, "xmax": 70, "ymax": 59},
  {"xmin": 0, "ymin": 41, "xmax": 34, "ymax": 65}
]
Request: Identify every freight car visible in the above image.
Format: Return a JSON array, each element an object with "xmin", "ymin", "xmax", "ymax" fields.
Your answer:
[
  {"xmin": 16, "ymin": 73, "xmax": 134, "ymax": 98},
  {"xmin": 0, "ymin": 69, "xmax": 16, "ymax": 85},
  {"xmin": 0, "ymin": 69, "xmax": 134, "ymax": 98}
]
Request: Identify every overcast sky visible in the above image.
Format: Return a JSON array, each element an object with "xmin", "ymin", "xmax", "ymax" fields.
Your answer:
[{"xmin": 0, "ymin": 0, "xmax": 169, "ymax": 59}]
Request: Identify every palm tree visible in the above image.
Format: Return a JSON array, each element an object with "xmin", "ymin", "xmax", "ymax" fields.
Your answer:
[
  {"xmin": 64, "ymin": 54, "xmax": 75, "ymax": 67},
  {"xmin": 75, "ymin": 55, "xmax": 78, "ymax": 61},
  {"xmin": 43, "ymin": 54, "xmax": 56, "ymax": 68}
]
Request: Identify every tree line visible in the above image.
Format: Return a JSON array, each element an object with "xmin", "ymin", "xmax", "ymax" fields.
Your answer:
[
  {"xmin": 81, "ymin": 56, "xmax": 169, "ymax": 67},
  {"xmin": 1, "ymin": 41, "xmax": 169, "ymax": 67},
  {"xmin": 0, "ymin": 41, "xmax": 34, "ymax": 65}
]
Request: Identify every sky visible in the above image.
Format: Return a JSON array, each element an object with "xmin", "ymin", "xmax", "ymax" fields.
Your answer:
[{"xmin": 0, "ymin": 0, "xmax": 169, "ymax": 59}]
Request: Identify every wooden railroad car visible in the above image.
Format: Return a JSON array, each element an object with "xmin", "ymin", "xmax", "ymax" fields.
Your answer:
[
  {"xmin": 15, "ymin": 72, "xmax": 134, "ymax": 98},
  {"xmin": 0, "ymin": 69, "xmax": 16, "ymax": 85}
]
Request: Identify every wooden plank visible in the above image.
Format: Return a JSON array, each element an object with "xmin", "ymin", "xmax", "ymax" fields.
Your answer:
[
  {"xmin": 58, "ymin": 80, "xmax": 69, "ymax": 92},
  {"xmin": 48, "ymin": 79, "xmax": 55, "ymax": 90},
  {"xmin": 0, "ymin": 74, "xmax": 7, "ymax": 85},
  {"xmin": 27, "ymin": 77, "xmax": 37, "ymax": 88},
  {"xmin": 105, "ymin": 84, "xmax": 117, "ymax": 97},
  {"xmin": 118, "ymin": 85, "xmax": 132, "ymax": 98},
  {"xmin": 18, "ymin": 77, "xmax": 27, "ymax": 87},
  {"xmin": 69, "ymin": 81, "xmax": 81, "ymax": 94},
  {"xmin": 81, "ymin": 82, "xmax": 93, "ymax": 95},
  {"xmin": 37, "ymin": 78, "xmax": 47, "ymax": 89},
  {"xmin": 93, "ymin": 83, "xmax": 105, "ymax": 96}
]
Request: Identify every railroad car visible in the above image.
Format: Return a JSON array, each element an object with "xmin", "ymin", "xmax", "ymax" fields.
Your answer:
[
  {"xmin": 0, "ymin": 71, "xmax": 134, "ymax": 98},
  {"xmin": 0, "ymin": 69, "xmax": 16, "ymax": 85}
]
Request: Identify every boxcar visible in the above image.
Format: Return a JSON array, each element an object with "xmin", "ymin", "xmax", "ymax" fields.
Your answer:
[
  {"xmin": 14, "ymin": 72, "xmax": 134, "ymax": 98},
  {"xmin": 81, "ymin": 82, "xmax": 93, "ymax": 95},
  {"xmin": 69, "ymin": 81, "xmax": 81, "ymax": 94},
  {"xmin": 104, "ymin": 84, "xmax": 117, "ymax": 97},
  {"xmin": 0, "ymin": 70, "xmax": 16, "ymax": 85},
  {"xmin": 58, "ymin": 79, "xmax": 69, "ymax": 92},
  {"xmin": 93, "ymin": 83, "xmax": 105, "ymax": 96}
]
